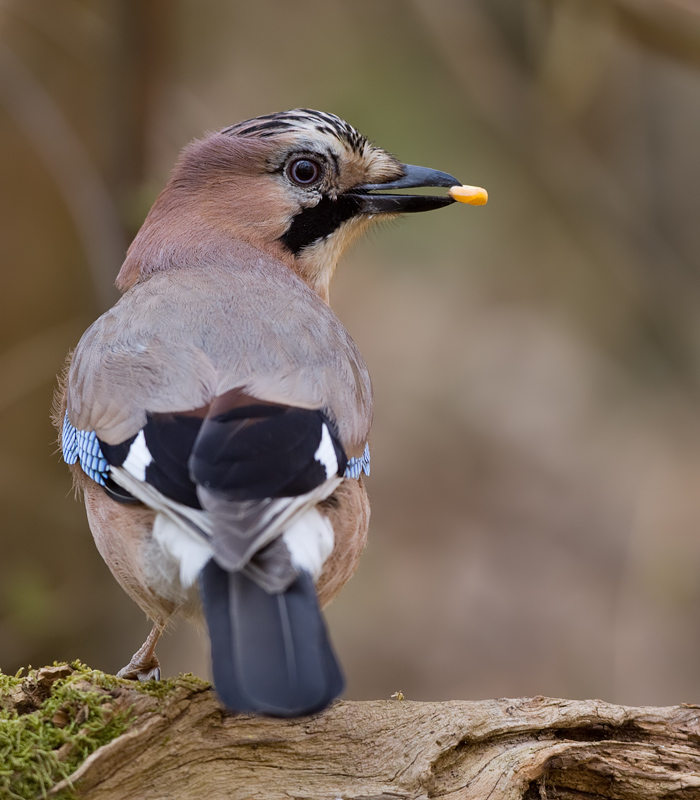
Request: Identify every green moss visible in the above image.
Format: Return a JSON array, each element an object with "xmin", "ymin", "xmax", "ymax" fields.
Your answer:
[
  {"xmin": 0, "ymin": 667, "xmax": 24, "ymax": 695},
  {"xmin": 132, "ymin": 671, "xmax": 209, "ymax": 699},
  {"xmin": 0, "ymin": 661, "xmax": 208, "ymax": 800}
]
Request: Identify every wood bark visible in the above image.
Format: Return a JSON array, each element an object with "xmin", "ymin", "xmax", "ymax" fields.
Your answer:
[{"xmin": 19, "ymin": 670, "xmax": 698, "ymax": 800}]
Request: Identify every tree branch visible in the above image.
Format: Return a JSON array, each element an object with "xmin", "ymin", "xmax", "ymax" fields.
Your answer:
[{"xmin": 3, "ymin": 664, "xmax": 696, "ymax": 799}]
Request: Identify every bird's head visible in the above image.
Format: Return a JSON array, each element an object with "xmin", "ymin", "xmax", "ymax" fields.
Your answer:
[{"xmin": 118, "ymin": 109, "xmax": 476, "ymax": 300}]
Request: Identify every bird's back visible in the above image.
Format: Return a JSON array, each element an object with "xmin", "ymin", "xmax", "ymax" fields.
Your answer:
[{"xmin": 66, "ymin": 239, "xmax": 372, "ymax": 453}]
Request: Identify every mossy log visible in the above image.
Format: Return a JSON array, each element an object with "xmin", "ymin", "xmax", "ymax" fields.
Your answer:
[{"xmin": 2, "ymin": 664, "xmax": 700, "ymax": 799}]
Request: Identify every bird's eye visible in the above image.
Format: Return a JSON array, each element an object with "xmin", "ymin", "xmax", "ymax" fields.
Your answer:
[{"xmin": 287, "ymin": 158, "xmax": 322, "ymax": 186}]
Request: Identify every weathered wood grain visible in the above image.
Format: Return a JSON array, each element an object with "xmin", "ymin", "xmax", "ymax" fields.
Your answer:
[{"xmin": 36, "ymin": 673, "xmax": 700, "ymax": 800}]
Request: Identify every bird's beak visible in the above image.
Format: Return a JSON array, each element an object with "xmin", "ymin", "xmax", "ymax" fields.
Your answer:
[{"xmin": 349, "ymin": 164, "xmax": 467, "ymax": 214}]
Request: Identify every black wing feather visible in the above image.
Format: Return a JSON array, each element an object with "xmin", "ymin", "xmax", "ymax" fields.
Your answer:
[
  {"xmin": 190, "ymin": 405, "xmax": 346, "ymax": 499},
  {"xmin": 100, "ymin": 403, "xmax": 346, "ymax": 509},
  {"xmin": 143, "ymin": 414, "xmax": 203, "ymax": 508}
]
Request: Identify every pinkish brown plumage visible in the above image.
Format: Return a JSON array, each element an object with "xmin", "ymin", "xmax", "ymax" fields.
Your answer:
[{"xmin": 55, "ymin": 109, "xmax": 466, "ymax": 717}]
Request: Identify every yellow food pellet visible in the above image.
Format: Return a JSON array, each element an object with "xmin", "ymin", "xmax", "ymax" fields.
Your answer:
[{"xmin": 448, "ymin": 185, "xmax": 488, "ymax": 206}]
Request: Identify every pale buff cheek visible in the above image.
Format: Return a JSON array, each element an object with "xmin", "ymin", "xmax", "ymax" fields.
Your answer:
[{"xmin": 294, "ymin": 217, "xmax": 375, "ymax": 299}]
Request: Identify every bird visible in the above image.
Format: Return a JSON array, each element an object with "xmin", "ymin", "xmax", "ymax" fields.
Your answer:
[{"xmin": 55, "ymin": 108, "xmax": 481, "ymax": 717}]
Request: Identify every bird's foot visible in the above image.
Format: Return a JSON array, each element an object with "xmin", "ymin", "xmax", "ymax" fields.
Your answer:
[
  {"xmin": 117, "ymin": 656, "xmax": 161, "ymax": 682},
  {"xmin": 117, "ymin": 623, "xmax": 164, "ymax": 682}
]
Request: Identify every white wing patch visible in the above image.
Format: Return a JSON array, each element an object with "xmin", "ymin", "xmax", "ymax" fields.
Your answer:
[
  {"xmin": 282, "ymin": 508, "xmax": 334, "ymax": 579},
  {"xmin": 153, "ymin": 513, "xmax": 214, "ymax": 588},
  {"xmin": 314, "ymin": 423, "xmax": 338, "ymax": 479},
  {"xmin": 121, "ymin": 430, "xmax": 153, "ymax": 481}
]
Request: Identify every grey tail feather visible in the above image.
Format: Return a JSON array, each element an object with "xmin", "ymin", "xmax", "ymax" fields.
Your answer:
[{"xmin": 200, "ymin": 559, "xmax": 345, "ymax": 717}]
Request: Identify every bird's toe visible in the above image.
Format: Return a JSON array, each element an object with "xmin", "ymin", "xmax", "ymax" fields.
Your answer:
[{"xmin": 117, "ymin": 658, "xmax": 161, "ymax": 682}]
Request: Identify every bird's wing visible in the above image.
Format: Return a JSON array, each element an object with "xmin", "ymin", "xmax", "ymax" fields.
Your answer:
[{"xmin": 91, "ymin": 390, "xmax": 346, "ymax": 589}]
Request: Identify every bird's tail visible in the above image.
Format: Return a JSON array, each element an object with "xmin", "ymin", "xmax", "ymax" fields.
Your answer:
[{"xmin": 199, "ymin": 559, "xmax": 344, "ymax": 717}]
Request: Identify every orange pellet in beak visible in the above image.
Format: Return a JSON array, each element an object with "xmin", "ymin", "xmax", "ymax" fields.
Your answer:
[{"xmin": 448, "ymin": 185, "xmax": 488, "ymax": 206}]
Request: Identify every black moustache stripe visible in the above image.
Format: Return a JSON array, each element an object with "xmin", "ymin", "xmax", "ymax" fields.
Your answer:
[{"xmin": 280, "ymin": 195, "xmax": 362, "ymax": 255}]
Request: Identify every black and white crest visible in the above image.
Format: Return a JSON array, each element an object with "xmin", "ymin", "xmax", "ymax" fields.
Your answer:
[{"xmin": 221, "ymin": 109, "xmax": 369, "ymax": 156}]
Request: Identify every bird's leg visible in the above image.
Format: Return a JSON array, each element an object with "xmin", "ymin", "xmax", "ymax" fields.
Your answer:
[{"xmin": 117, "ymin": 622, "xmax": 163, "ymax": 681}]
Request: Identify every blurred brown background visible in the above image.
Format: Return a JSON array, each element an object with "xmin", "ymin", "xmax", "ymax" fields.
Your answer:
[{"xmin": 2, "ymin": 0, "xmax": 700, "ymax": 707}]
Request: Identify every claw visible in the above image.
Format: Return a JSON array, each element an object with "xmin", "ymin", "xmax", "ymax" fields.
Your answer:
[{"xmin": 140, "ymin": 665, "xmax": 161, "ymax": 682}]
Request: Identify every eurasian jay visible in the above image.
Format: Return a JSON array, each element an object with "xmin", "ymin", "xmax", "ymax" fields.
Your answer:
[{"xmin": 56, "ymin": 109, "xmax": 482, "ymax": 717}]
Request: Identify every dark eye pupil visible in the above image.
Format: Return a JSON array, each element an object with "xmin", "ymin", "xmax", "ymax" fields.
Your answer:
[{"xmin": 290, "ymin": 159, "xmax": 319, "ymax": 184}]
